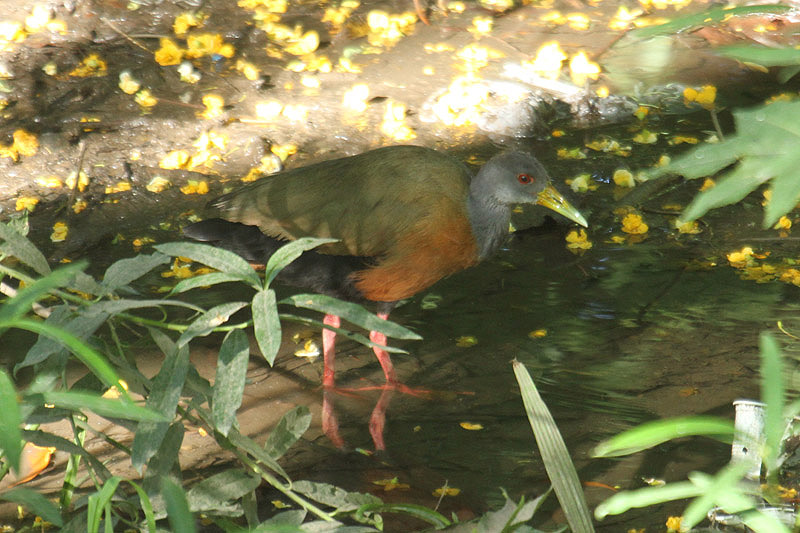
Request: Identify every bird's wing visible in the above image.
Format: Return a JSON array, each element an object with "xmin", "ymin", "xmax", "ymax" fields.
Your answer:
[{"xmin": 211, "ymin": 146, "xmax": 473, "ymax": 258}]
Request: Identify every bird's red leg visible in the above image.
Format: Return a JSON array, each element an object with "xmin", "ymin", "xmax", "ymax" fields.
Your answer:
[
  {"xmin": 368, "ymin": 387, "xmax": 394, "ymax": 451},
  {"xmin": 322, "ymin": 314, "xmax": 340, "ymax": 388},
  {"xmin": 370, "ymin": 311, "xmax": 397, "ymax": 385},
  {"xmin": 321, "ymin": 390, "xmax": 345, "ymax": 449}
]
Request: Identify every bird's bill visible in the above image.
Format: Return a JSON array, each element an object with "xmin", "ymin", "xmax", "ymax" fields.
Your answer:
[{"xmin": 536, "ymin": 185, "xmax": 588, "ymax": 227}]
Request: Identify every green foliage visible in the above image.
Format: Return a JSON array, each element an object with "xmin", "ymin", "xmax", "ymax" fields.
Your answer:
[
  {"xmin": 628, "ymin": 4, "xmax": 789, "ymax": 39},
  {"xmin": 593, "ymin": 416, "xmax": 734, "ymax": 457},
  {"xmin": 718, "ymin": 45, "xmax": 800, "ymax": 83},
  {"xmin": 0, "ymin": 220, "xmax": 417, "ymax": 529},
  {"xmin": 513, "ymin": 360, "xmax": 594, "ymax": 533},
  {"xmin": 648, "ymin": 100, "xmax": 800, "ymax": 228},
  {"xmin": 593, "ymin": 332, "xmax": 795, "ymax": 532},
  {"xmin": 0, "ymin": 219, "xmax": 559, "ymax": 531}
]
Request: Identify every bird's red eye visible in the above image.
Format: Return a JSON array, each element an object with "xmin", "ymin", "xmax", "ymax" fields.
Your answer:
[{"xmin": 517, "ymin": 173, "xmax": 534, "ymax": 185}]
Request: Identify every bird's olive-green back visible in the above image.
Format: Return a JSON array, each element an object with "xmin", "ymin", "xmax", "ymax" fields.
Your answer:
[{"xmin": 211, "ymin": 145, "xmax": 473, "ymax": 257}]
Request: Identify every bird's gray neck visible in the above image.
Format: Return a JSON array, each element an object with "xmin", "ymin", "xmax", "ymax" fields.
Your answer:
[{"xmin": 467, "ymin": 186, "xmax": 511, "ymax": 260}]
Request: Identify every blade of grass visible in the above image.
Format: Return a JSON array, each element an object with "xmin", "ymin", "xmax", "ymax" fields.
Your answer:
[
  {"xmin": 0, "ymin": 370, "xmax": 22, "ymax": 473},
  {"xmin": 513, "ymin": 359, "xmax": 594, "ymax": 533},
  {"xmin": 161, "ymin": 477, "xmax": 197, "ymax": 533},
  {"xmin": 759, "ymin": 332, "xmax": 785, "ymax": 481},
  {"xmin": 593, "ymin": 416, "xmax": 734, "ymax": 458}
]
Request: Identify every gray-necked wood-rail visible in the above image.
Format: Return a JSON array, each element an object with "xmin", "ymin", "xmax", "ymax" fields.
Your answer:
[{"xmin": 184, "ymin": 145, "xmax": 587, "ymax": 390}]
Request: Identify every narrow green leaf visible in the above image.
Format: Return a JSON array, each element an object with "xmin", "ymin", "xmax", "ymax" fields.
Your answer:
[
  {"xmin": 718, "ymin": 45, "xmax": 800, "ymax": 67},
  {"xmin": 0, "ymin": 487, "xmax": 63, "ymax": 527},
  {"xmin": 264, "ymin": 237, "xmax": 338, "ymax": 287},
  {"xmin": 759, "ymin": 332, "xmax": 785, "ymax": 478},
  {"xmin": 355, "ymin": 503, "xmax": 451, "ymax": 528},
  {"xmin": 161, "ymin": 477, "xmax": 197, "ymax": 533},
  {"xmin": 0, "ymin": 221, "xmax": 51, "ymax": 276},
  {"xmin": 283, "ymin": 294, "xmax": 421, "ymax": 340},
  {"xmin": 8, "ymin": 319, "xmax": 125, "ymax": 392},
  {"xmin": 682, "ymin": 157, "xmax": 776, "ymax": 222},
  {"xmin": 90, "ymin": 298, "xmax": 204, "ymax": 315},
  {"xmin": 253, "ymin": 289, "xmax": 281, "ymax": 365},
  {"xmin": 87, "ymin": 477, "xmax": 122, "ymax": 533},
  {"xmin": 101, "ymin": 253, "xmax": 170, "ymax": 292},
  {"xmin": 17, "ymin": 306, "xmax": 108, "ymax": 372},
  {"xmin": 177, "ymin": 301, "xmax": 248, "ymax": 347},
  {"xmin": 142, "ymin": 423, "xmax": 185, "ymax": 496},
  {"xmin": 594, "ymin": 481, "xmax": 701, "ymax": 519},
  {"xmin": 593, "ymin": 416, "xmax": 734, "ymax": 458},
  {"xmin": 132, "ymin": 343, "xmax": 190, "ymax": 470},
  {"xmin": 126, "ymin": 480, "xmax": 158, "ymax": 533},
  {"xmin": 280, "ymin": 313, "xmax": 409, "ymax": 354},
  {"xmin": 647, "ymin": 138, "xmax": 743, "ymax": 181},
  {"xmin": 682, "ymin": 464, "xmax": 755, "ymax": 531},
  {"xmin": 226, "ymin": 429, "xmax": 289, "ymax": 481},
  {"xmin": 212, "ymin": 329, "xmax": 250, "ymax": 436},
  {"xmin": 38, "ymin": 390, "xmax": 168, "ymax": 422},
  {"xmin": 170, "ymin": 272, "xmax": 246, "ymax": 294},
  {"xmin": 264, "ymin": 406, "xmax": 311, "ymax": 460},
  {"xmin": 778, "ymin": 65, "xmax": 800, "ymax": 84},
  {"xmin": 292, "ymin": 480, "xmax": 382, "ymax": 512},
  {"xmin": 765, "ymin": 160, "xmax": 800, "ymax": 228},
  {"xmin": 0, "ymin": 261, "xmax": 86, "ymax": 324},
  {"xmin": 0, "ymin": 369, "xmax": 22, "ymax": 473},
  {"xmin": 629, "ymin": 5, "xmax": 790, "ymax": 39},
  {"xmin": 513, "ymin": 360, "xmax": 594, "ymax": 533},
  {"xmin": 185, "ymin": 469, "xmax": 260, "ymax": 512},
  {"xmin": 155, "ymin": 242, "xmax": 261, "ymax": 288}
]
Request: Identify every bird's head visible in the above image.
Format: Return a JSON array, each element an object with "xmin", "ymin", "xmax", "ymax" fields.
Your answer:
[{"xmin": 477, "ymin": 151, "xmax": 588, "ymax": 227}]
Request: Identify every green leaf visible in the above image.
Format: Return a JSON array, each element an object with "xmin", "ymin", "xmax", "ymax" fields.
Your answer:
[
  {"xmin": 355, "ymin": 503, "xmax": 451, "ymax": 528},
  {"xmin": 718, "ymin": 44, "xmax": 800, "ymax": 67},
  {"xmin": 132, "ymin": 343, "xmax": 190, "ymax": 470},
  {"xmin": 170, "ymin": 272, "xmax": 247, "ymax": 294},
  {"xmin": 185, "ymin": 469, "xmax": 260, "ymax": 512},
  {"xmin": 126, "ymin": 480, "xmax": 158, "ymax": 533},
  {"xmin": 17, "ymin": 306, "xmax": 108, "ymax": 372},
  {"xmin": 37, "ymin": 390, "xmax": 167, "ymax": 422},
  {"xmin": 264, "ymin": 406, "xmax": 311, "ymax": 460},
  {"xmin": 87, "ymin": 476, "xmax": 122, "ymax": 533},
  {"xmin": 226, "ymin": 428, "xmax": 289, "ymax": 480},
  {"xmin": 155, "ymin": 242, "xmax": 261, "ymax": 288},
  {"xmin": 682, "ymin": 464, "xmax": 759, "ymax": 531},
  {"xmin": 212, "ymin": 329, "xmax": 250, "ymax": 436},
  {"xmin": 177, "ymin": 301, "xmax": 248, "ymax": 347},
  {"xmin": 263, "ymin": 237, "xmax": 338, "ymax": 287},
  {"xmin": 101, "ymin": 253, "xmax": 170, "ymax": 292},
  {"xmin": 161, "ymin": 477, "xmax": 197, "ymax": 533},
  {"xmin": 778, "ymin": 65, "xmax": 800, "ymax": 84},
  {"xmin": 283, "ymin": 294, "xmax": 421, "ymax": 340},
  {"xmin": 513, "ymin": 360, "xmax": 594, "ymax": 533},
  {"xmin": 0, "ymin": 487, "xmax": 63, "ymax": 527},
  {"xmin": 142, "ymin": 422, "xmax": 185, "ymax": 497},
  {"xmin": 629, "ymin": 4, "xmax": 790, "ymax": 39},
  {"xmin": 8, "ymin": 319, "xmax": 126, "ymax": 392},
  {"xmin": 253, "ymin": 289, "xmax": 281, "ymax": 365},
  {"xmin": 648, "ymin": 100, "xmax": 800, "ymax": 227},
  {"xmin": 759, "ymin": 332, "xmax": 785, "ymax": 479},
  {"xmin": 292, "ymin": 480, "xmax": 382, "ymax": 512},
  {"xmin": 0, "ymin": 369, "xmax": 22, "ymax": 473},
  {"xmin": 0, "ymin": 221, "xmax": 51, "ymax": 276},
  {"xmin": 592, "ymin": 416, "xmax": 734, "ymax": 458},
  {"xmin": 0, "ymin": 261, "xmax": 86, "ymax": 324},
  {"xmin": 594, "ymin": 481, "xmax": 701, "ymax": 519}
]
